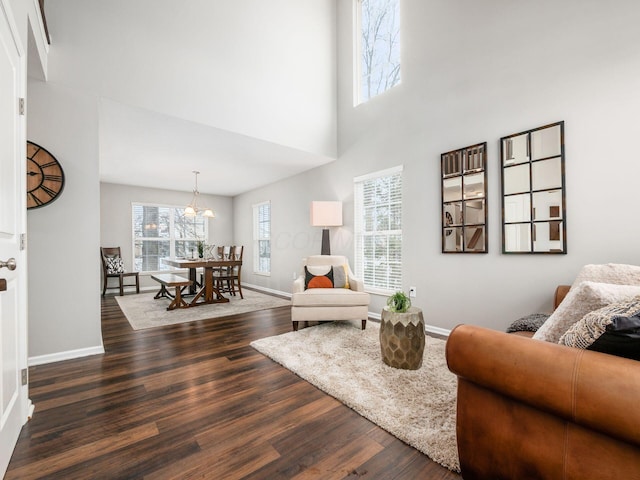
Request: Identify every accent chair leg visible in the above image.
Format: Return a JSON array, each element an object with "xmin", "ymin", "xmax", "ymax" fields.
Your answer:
[
  {"xmin": 361, "ymin": 319, "xmax": 367, "ymax": 330},
  {"xmin": 119, "ymin": 275, "xmax": 124, "ymax": 296},
  {"xmin": 293, "ymin": 321, "xmax": 299, "ymax": 332},
  {"xmin": 135, "ymin": 273, "xmax": 140, "ymax": 294}
]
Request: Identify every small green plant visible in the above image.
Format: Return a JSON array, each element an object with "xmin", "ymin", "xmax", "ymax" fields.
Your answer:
[{"xmin": 387, "ymin": 291, "xmax": 411, "ymax": 313}]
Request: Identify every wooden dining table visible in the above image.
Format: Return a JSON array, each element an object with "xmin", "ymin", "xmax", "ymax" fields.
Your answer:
[{"xmin": 161, "ymin": 257, "xmax": 242, "ymax": 308}]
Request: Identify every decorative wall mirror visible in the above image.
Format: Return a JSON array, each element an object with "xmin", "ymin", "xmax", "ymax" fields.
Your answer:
[
  {"xmin": 441, "ymin": 142, "xmax": 488, "ymax": 253},
  {"xmin": 500, "ymin": 121, "xmax": 566, "ymax": 254}
]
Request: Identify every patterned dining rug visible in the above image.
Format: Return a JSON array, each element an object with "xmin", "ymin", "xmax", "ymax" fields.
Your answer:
[
  {"xmin": 251, "ymin": 321, "xmax": 460, "ymax": 472},
  {"xmin": 116, "ymin": 289, "xmax": 290, "ymax": 330}
]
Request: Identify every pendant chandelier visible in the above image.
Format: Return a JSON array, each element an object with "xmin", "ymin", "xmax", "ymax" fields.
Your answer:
[{"xmin": 184, "ymin": 170, "xmax": 215, "ymax": 218}]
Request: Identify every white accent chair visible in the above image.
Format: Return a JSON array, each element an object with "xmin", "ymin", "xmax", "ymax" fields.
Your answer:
[{"xmin": 291, "ymin": 255, "xmax": 370, "ymax": 331}]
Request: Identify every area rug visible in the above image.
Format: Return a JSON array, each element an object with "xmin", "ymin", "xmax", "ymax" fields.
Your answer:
[
  {"xmin": 116, "ymin": 289, "xmax": 290, "ymax": 330},
  {"xmin": 250, "ymin": 321, "xmax": 460, "ymax": 472}
]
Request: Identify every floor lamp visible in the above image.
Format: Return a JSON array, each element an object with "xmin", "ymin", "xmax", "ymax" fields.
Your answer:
[{"xmin": 310, "ymin": 201, "xmax": 343, "ymax": 255}]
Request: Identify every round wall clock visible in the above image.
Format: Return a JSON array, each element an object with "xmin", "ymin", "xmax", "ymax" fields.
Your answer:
[{"xmin": 26, "ymin": 141, "xmax": 65, "ymax": 210}]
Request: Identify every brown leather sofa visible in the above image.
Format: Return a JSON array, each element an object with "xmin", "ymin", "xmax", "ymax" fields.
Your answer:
[{"xmin": 446, "ymin": 287, "xmax": 640, "ymax": 479}]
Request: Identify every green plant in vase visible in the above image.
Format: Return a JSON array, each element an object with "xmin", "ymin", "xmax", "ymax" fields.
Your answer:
[
  {"xmin": 386, "ymin": 291, "xmax": 411, "ymax": 313},
  {"xmin": 197, "ymin": 241, "xmax": 204, "ymax": 258}
]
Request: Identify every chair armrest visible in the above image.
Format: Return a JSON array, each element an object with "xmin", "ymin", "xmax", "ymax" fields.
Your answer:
[
  {"xmin": 292, "ymin": 276, "xmax": 305, "ymax": 293},
  {"xmin": 348, "ymin": 277, "xmax": 365, "ymax": 292}
]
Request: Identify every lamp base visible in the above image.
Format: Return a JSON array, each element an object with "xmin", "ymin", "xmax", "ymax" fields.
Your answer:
[{"xmin": 321, "ymin": 228, "xmax": 331, "ymax": 255}]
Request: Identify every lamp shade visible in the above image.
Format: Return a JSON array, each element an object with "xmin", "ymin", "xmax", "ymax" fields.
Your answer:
[{"xmin": 310, "ymin": 201, "xmax": 343, "ymax": 227}]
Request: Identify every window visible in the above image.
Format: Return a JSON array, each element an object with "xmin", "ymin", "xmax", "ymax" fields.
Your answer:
[
  {"xmin": 356, "ymin": 0, "xmax": 401, "ymax": 104},
  {"xmin": 354, "ymin": 166, "xmax": 403, "ymax": 293},
  {"xmin": 253, "ymin": 201, "xmax": 271, "ymax": 275},
  {"xmin": 132, "ymin": 203, "xmax": 208, "ymax": 272}
]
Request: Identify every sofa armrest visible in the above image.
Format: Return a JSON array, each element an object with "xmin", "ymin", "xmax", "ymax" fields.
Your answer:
[
  {"xmin": 554, "ymin": 284, "xmax": 571, "ymax": 310},
  {"xmin": 447, "ymin": 324, "xmax": 640, "ymax": 447},
  {"xmin": 447, "ymin": 324, "xmax": 640, "ymax": 478}
]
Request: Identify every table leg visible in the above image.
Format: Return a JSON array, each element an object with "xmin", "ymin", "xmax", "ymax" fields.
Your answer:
[{"xmin": 188, "ymin": 267, "xmax": 197, "ymax": 295}]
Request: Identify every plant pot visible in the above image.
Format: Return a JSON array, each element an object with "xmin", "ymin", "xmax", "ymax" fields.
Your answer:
[{"xmin": 379, "ymin": 306, "xmax": 425, "ymax": 370}]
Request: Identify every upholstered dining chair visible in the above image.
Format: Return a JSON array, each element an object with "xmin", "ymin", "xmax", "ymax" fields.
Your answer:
[
  {"xmin": 291, "ymin": 255, "xmax": 370, "ymax": 331},
  {"xmin": 100, "ymin": 247, "xmax": 140, "ymax": 296}
]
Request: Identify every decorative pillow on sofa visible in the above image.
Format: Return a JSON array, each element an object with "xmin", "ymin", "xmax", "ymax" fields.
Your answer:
[
  {"xmin": 106, "ymin": 257, "xmax": 125, "ymax": 274},
  {"xmin": 506, "ymin": 313, "xmax": 550, "ymax": 333},
  {"xmin": 304, "ymin": 266, "xmax": 334, "ymax": 289},
  {"xmin": 532, "ymin": 281, "xmax": 640, "ymax": 343},
  {"xmin": 559, "ymin": 297, "xmax": 640, "ymax": 360},
  {"xmin": 332, "ymin": 264, "xmax": 350, "ymax": 289},
  {"xmin": 572, "ymin": 263, "xmax": 640, "ymax": 288}
]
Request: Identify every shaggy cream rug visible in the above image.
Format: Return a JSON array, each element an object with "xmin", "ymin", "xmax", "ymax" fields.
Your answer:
[
  {"xmin": 251, "ymin": 321, "xmax": 460, "ymax": 472},
  {"xmin": 116, "ymin": 289, "xmax": 290, "ymax": 330}
]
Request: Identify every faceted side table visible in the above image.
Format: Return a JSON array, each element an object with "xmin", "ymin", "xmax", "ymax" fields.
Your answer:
[{"xmin": 379, "ymin": 306, "xmax": 425, "ymax": 370}]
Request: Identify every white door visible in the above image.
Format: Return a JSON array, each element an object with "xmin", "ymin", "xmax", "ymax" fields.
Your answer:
[{"xmin": 0, "ymin": 1, "xmax": 29, "ymax": 477}]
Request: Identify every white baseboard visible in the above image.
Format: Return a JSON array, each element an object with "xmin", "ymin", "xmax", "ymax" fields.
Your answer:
[
  {"xmin": 425, "ymin": 325, "xmax": 452, "ymax": 337},
  {"xmin": 367, "ymin": 311, "xmax": 450, "ymax": 337},
  {"xmin": 243, "ymin": 285, "xmax": 450, "ymax": 337},
  {"xmin": 28, "ymin": 345, "xmax": 105, "ymax": 367},
  {"xmin": 243, "ymin": 283, "xmax": 292, "ymax": 299}
]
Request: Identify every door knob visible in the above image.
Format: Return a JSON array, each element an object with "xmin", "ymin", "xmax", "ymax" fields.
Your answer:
[{"xmin": 0, "ymin": 258, "xmax": 16, "ymax": 270}]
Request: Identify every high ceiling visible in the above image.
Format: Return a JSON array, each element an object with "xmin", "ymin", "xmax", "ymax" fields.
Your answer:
[{"xmin": 40, "ymin": 0, "xmax": 338, "ymax": 196}]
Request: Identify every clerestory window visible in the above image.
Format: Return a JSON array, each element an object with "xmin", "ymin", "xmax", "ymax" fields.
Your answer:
[{"xmin": 356, "ymin": 0, "xmax": 401, "ymax": 104}]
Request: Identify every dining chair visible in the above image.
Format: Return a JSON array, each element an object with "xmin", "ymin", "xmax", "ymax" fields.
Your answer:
[
  {"xmin": 100, "ymin": 247, "xmax": 140, "ymax": 296},
  {"xmin": 214, "ymin": 245, "xmax": 243, "ymax": 298}
]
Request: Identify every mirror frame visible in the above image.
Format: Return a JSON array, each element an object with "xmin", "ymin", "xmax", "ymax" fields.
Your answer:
[
  {"xmin": 441, "ymin": 142, "xmax": 488, "ymax": 253},
  {"xmin": 500, "ymin": 121, "xmax": 567, "ymax": 254}
]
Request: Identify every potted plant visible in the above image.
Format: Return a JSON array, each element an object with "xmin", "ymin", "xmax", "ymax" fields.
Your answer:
[
  {"xmin": 380, "ymin": 290, "xmax": 425, "ymax": 370},
  {"xmin": 386, "ymin": 291, "xmax": 411, "ymax": 313}
]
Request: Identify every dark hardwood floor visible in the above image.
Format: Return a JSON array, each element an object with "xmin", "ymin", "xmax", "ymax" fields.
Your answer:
[{"xmin": 6, "ymin": 293, "xmax": 461, "ymax": 479}]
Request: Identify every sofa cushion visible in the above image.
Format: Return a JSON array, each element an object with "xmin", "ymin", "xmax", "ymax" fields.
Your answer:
[
  {"xmin": 305, "ymin": 266, "xmax": 333, "ymax": 289},
  {"xmin": 533, "ymin": 281, "xmax": 640, "ymax": 343},
  {"xmin": 572, "ymin": 263, "xmax": 640, "ymax": 288},
  {"xmin": 559, "ymin": 297, "xmax": 640, "ymax": 360},
  {"xmin": 292, "ymin": 288, "xmax": 370, "ymax": 307}
]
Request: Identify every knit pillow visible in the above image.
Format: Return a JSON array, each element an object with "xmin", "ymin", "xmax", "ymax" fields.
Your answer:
[
  {"xmin": 559, "ymin": 297, "xmax": 640, "ymax": 360},
  {"xmin": 533, "ymin": 281, "xmax": 640, "ymax": 343}
]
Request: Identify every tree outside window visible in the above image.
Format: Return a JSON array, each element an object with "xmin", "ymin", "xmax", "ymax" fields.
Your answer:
[
  {"xmin": 358, "ymin": 0, "xmax": 401, "ymax": 103},
  {"xmin": 132, "ymin": 204, "xmax": 207, "ymax": 272}
]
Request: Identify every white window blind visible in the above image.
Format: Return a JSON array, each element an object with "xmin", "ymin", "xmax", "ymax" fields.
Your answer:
[
  {"xmin": 354, "ymin": 166, "xmax": 403, "ymax": 294},
  {"xmin": 132, "ymin": 203, "xmax": 208, "ymax": 273},
  {"xmin": 253, "ymin": 201, "xmax": 271, "ymax": 275}
]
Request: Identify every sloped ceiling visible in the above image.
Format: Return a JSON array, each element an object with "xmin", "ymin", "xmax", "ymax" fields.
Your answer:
[{"xmin": 42, "ymin": 0, "xmax": 337, "ymax": 196}]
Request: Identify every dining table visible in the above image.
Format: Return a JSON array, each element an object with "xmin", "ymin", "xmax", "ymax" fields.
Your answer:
[{"xmin": 161, "ymin": 257, "xmax": 242, "ymax": 308}]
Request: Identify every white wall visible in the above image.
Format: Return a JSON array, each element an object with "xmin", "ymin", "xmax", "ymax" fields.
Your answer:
[
  {"xmin": 100, "ymin": 182, "xmax": 233, "ymax": 290},
  {"xmin": 235, "ymin": 0, "xmax": 640, "ymax": 332},
  {"xmin": 44, "ymin": 0, "xmax": 337, "ymax": 158},
  {"xmin": 27, "ymin": 80, "xmax": 103, "ymax": 363}
]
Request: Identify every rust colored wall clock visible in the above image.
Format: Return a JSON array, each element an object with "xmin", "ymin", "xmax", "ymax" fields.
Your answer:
[{"xmin": 26, "ymin": 141, "xmax": 65, "ymax": 209}]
